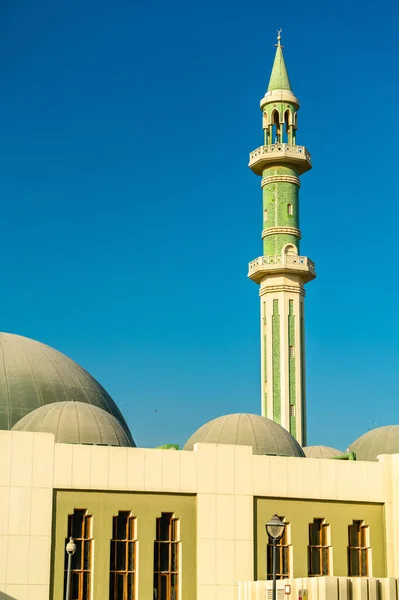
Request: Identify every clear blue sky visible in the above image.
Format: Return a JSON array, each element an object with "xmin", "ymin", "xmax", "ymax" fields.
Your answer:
[{"xmin": 0, "ymin": 0, "xmax": 398, "ymax": 450}]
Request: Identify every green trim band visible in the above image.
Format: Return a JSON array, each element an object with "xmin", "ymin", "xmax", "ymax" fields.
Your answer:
[
  {"xmin": 263, "ymin": 302, "xmax": 267, "ymax": 417},
  {"xmin": 288, "ymin": 300, "xmax": 296, "ymax": 438},
  {"xmin": 272, "ymin": 299, "xmax": 281, "ymax": 423}
]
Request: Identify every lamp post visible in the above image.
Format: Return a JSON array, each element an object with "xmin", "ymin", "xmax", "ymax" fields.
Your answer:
[
  {"xmin": 65, "ymin": 537, "xmax": 76, "ymax": 600},
  {"xmin": 265, "ymin": 515, "xmax": 286, "ymax": 600}
]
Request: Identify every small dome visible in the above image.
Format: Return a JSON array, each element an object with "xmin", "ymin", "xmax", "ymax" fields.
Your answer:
[
  {"xmin": 183, "ymin": 413, "xmax": 305, "ymax": 457},
  {"xmin": 350, "ymin": 425, "xmax": 399, "ymax": 461},
  {"xmin": 303, "ymin": 445, "xmax": 342, "ymax": 459},
  {"xmin": 12, "ymin": 401, "xmax": 135, "ymax": 447},
  {"xmin": 0, "ymin": 332, "xmax": 133, "ymax": 444}
]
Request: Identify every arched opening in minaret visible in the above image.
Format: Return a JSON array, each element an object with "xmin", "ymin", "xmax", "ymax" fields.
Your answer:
[
  {"xmin": 284, "ymin": 109, "xmax": 292, "ymax": 143},
  {"xmin": 271, "ymin": 110, "xmax": 281, "ymax": 143},
  {"xmin": 288, "ymin": 203, "xmax": 293, "ymax": 215},
  {"xmin": 263, "ymin": 111, "xmax": 269, "ymax": 144},
  {"xmin": 293, "ymin": 112, "xmax": 298, "ymax": 143}
]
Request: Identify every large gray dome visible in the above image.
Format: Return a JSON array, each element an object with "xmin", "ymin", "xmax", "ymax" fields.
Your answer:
[
  {"xmin": 350, "ymin": 426, "xmax": 399, "ymax": 461},
  {"xmin": 303, "ymin": 445, "xmax": 342, "ymax": 459},
  {"xmin": 0, "ymin": 332, "xmax": 133, "ymax": 444},
  {"xmin": 183, "ymin": 413, "xmax": 305, "ymax": 457},
  {"xmin": 12, "ymin": 401, "xmax": 135, "ymax": 447}
]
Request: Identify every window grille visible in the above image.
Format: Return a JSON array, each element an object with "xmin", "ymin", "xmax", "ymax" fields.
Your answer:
[
  {"xmin": 153, "ymin": 513, "xmax": 180, "ymax": 600},
  {"xmin": 109, "ymin": 511, "xmax": 137, "ymax": 600},
  {"xmin": 64, "ymin": 509, "xmax": 93, "ymax": 600}
]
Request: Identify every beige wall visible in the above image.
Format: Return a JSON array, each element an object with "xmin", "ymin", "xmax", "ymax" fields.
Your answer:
[
  {"xmin": 51, "ymin": 490, "xmax": 196, "ymax": 600},
  {"xmin": 53, "ymin": 440, "xmax": 256, "ymax": 600}
]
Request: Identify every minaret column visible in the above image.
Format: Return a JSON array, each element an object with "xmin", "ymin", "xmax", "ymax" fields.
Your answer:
[
  {"xmin": 248, "ymin": 32, "xmax": 315, "ymax": 447},
  {"xmin": 262, "ymin": 166, "xmax": 301, "ymax": 256}
]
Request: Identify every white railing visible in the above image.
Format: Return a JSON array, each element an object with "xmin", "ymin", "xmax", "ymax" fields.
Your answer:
[
  {"xmin": 249, "ymin": 254, "xmax": 315, "ymax": 273},
  {"xmin": 249, "ymin": 143, "xmax": 311, "ymax": 164}
]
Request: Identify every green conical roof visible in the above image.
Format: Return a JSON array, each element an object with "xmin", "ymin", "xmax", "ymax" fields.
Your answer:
[{"xmin": 267, "ymin": 43, "xmax": 292, "ymax": 92}]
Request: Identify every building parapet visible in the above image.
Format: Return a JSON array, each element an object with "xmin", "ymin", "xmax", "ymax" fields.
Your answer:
[{"xmin": 239, "ymin": 577, "xmax": 398, "ymax": 600}]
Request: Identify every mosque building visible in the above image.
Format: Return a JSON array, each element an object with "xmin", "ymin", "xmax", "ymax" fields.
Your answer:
[{"xmin": 1, "ymin": 33, "xmax": 399, "ymax": 600}]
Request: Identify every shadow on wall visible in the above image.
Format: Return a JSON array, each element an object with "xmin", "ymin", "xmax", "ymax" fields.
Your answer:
[{"xmin": 0, "ymin": 594, "xmax": 18, "ymax": 599}]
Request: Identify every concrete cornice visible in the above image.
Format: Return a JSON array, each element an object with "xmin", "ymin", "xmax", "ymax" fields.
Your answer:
[
  {"xmin": 259, "ymin": 284, "xmax": 305, "ymax": 297},
  {"xmin": 260, "ymin": 89, "xmax": 300, "ymax": 109}
]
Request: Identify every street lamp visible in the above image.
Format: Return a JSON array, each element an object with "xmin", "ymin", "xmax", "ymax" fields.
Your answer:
[
  {"xmin": 65, "ymin": 537, "xmax": 76, "ymax": 600},
  {"xmin": 265, "ymin": 515, "xmax": 286, "ymax": 600}
]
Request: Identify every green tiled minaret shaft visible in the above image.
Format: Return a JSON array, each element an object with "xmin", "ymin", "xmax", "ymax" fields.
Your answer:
[{"xmin": 247, "ymin": 31, "xmax": 316, "ymax": 447}]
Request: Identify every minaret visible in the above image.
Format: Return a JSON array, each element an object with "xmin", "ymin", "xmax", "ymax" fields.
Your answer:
[{"xmin": 248, "ymin": 31, "xmax": 315, "ymax": 446}]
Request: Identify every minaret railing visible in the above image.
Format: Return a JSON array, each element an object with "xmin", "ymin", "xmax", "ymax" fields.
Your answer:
[
  {"xmin": 249, "ymin": 143, "xmax": 311, "ymax": 164},
  {"xmin": 248, "ymin": 254, "xmax": 315, "ymax": 275}
]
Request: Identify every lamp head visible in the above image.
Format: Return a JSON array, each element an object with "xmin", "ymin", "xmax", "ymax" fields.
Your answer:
[
  {"xmin": 66, "ymin": 537, "xmax": 76, "ymax": 555},
  {"xmin": 265, "ymin": 514, "xmax": 285, "ymax": 541}
]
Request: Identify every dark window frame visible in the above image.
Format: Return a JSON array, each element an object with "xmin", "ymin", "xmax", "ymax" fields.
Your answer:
[
  {"xmin": 266, "ymin": 517, "xmax": 290, "ymax": 580},
  {"xmin": 308, "ymin": 518, "xmax": 330, "ymax": 577},
  {"xmin": 64, "ymin": 509, "xmax": 93, "ymax": 600},
  {"xmin": 109, "ymin": 511, "xmax": 137, "ymax": 600},
  {"xmin": 348, "ymin": 520, "xmax": 369, "ymax": 577},
  {"xmin": 153, "ymin": 513, "xmax": 180, "ymax": 600}
]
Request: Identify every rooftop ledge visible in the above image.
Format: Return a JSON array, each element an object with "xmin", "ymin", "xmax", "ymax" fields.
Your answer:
[
  {"xmin": 249, "ymin": 143, "xmax": 312, "ymax": 175},
  {"xmin": 248, "ymin": 254, "xmax": 316, "ymax": 284}
]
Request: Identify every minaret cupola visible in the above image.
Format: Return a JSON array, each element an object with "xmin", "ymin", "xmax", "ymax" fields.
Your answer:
[{"xmin": 260, "ymin": 30, "xmax": 301, "ymax": 146}]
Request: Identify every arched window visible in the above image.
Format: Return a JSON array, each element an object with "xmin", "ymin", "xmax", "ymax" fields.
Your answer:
[
  {"xmin": 348, "ymin": 520, "xmax": 370, "ymax": 576},
  {"xmin": 264, "ymin": 209, "xmax": 268, "ymax": 222},
  {"xmin": 64, "ymin": 509, "xmax": 93, "ymax": 600},
  {"xmin": 284, "ymin": 109, "xmax": 291, "ymax": 142},
  {"xmin": 109, "ymin": 511, "xmax": 137, "ymax": 600},
  {"xmin": 267, "ymin": 518, "xmax": 291, "ymax": 579},
  {"xmin": 308, "ymin": 518, "xmax": 331, "ymax": 576},
  {"xmin": 287, "ymin": 203, "xmax": 293, "ymax": 216},
  {"xmin": 284, "ymin": 244, "xmax": 297, "ymax": 255},
  {"xmin": 154, "ymin": 513, "xmax": 180, "ymax": 600}
]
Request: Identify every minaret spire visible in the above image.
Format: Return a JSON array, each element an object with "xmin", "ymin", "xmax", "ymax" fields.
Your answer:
[
  {"xmin": 267, "ymin": 29, "xmax": 292, "ymax": 92},
  {"xmin": 247, "ymin": 35, "xmax": 316, "ymax": 447}
]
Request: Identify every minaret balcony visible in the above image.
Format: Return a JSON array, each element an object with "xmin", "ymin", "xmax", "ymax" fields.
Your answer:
[
  {"xmin": 249, "ymin": 143, "xmax": 312, "ymax": 175},
  {"xmin": 248, "ymin": 254, "xmax": 316, "ymax": 284}
]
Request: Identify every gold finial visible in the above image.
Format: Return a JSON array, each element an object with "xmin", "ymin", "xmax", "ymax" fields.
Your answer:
[{"xmin": 275, "ymin": 28, "xmax": 283, "ymax": 48}]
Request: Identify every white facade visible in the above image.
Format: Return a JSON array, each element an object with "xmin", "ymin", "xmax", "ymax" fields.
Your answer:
[{"xmin": 1, "ymin": 430, "xmax": 399, "ymax": 599}]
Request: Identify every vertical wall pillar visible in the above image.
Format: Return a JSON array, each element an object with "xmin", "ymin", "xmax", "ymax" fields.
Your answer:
[{"xmin": 195, "ymin": 443, "xmax": 254, "ymax": 600}]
